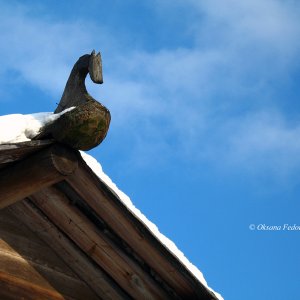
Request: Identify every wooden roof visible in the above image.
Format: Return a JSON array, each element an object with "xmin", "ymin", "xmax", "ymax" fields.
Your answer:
[{"xmin": 0, "ymin": 141, "xmax": 219, "ymax": 300}]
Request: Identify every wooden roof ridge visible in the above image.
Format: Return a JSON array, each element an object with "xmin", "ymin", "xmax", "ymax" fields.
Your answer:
[{"xmin": 0, "ymin": 141, "xmax": 219, "ymax": 299}]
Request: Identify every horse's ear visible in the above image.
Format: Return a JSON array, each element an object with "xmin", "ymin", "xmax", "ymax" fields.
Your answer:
[{"xmin": 89, "ymin": 51, "xmax": 103, "ymax": 84}]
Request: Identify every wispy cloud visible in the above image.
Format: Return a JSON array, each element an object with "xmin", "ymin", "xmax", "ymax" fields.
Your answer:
[
  {"xmin": 224, "ymin": 111, "xmax": 300, "ymax": 175},
  {"xmin": 0, "ymin": 3, "xmax": 115, "ymax": 97},
  {"xmin": 108, "ymin": 0, "xmax": 300, "ymax": 175},
  {"xmin": 1, "ymin": 0, "xmax": 300, "ymax": 179}
]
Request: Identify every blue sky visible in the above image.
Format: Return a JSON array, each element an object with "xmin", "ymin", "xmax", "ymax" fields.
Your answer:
[{"xmin": 1, "ymin": 0, "xmax": 300, "ymax": 298}]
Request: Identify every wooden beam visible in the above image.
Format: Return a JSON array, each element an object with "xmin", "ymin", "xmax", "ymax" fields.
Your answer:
[
  {"xmin": 67, "ymin": 159, "xmax": 218, "ymax": 300},
  {"xmin": 9, "ymin": 200, "xmax": 129, "ymax": 300},
  {"xmin": 0, "ymin": 144, "xmax": 78, "ymax": 210},
  {"xmin": 0, "ymin": 140, "xmax": 53, "ymax": 167},
  {"xmin": 0, "ymin": 208, "xmax": 100, "ymax": 300},
  {"xmin": 0, "ymin": 272, "xmax": 67, "ymax": 300},
  {"xmin": 29, "ymin": 186, "xmax": 172, "ymax": 300}
]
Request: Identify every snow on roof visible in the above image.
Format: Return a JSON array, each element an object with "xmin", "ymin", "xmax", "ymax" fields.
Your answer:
[
  {"xmin": 0, "ymin": 108, "xmax": 74, "ymax": 144},
  {"xmin": 0, "ymin": 111, "xmax": 223, "ymax": 300}
]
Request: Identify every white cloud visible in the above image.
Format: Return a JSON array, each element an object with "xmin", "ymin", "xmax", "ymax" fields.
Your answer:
[
  {"xmin": 191, "ymin": 0, "xmax": 300, "ymax": 66},
  {"xmin": 117, "ymin": 0, "xmax": 300, "ymax": 175},
  {"xmin": 225, "ymin": 112, "xmax": 300, "ymax": 173},
  {"xmin": 1, "ymin": 0, "xmax": 300, "ymax": 179},
  {"xmin": 0, "ymin": 3, "xmax": 114, "ymax": 98}
]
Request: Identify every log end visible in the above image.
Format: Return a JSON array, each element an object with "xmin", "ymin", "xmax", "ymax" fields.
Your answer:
[{"xmin": 50, "ymin": 144, "xmax": 79, "ymax": 175}]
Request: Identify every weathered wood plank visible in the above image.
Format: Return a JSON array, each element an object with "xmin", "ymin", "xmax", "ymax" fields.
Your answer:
[
  {"xmin": 30, "ymin": 186, "xmax": 172, "ymax": 300},
  {"xmin": 0, "ymin": 144, "xmax": 78, "ymax": 210},
  {"xmin": 0, "ymin": 140, "xmax": 53, "ymax": 168},
  {"xmin": 67, "ymin": 159, "xmax": 217, "ymax": 300},
  {"xmin": 0, "ymin": 141, "xmax": 217, "ymax": 299},
  {"xmin": 0, "ymin": 271, "xmax": 73, "ymax": 300},
  {"xmin": 10, "ymin": 200, "xmax": 129, "ymax": 300},
  {"xmin": 0, "ymin": 251, "xmax": 98, "ymax": 300},
  {"xmin": 0, "ymin": 231, "xmax": 74, "ymax": 278},
  {"xmin": 0, "ymin": 207, "xmax": 99, "ymax": 300}
]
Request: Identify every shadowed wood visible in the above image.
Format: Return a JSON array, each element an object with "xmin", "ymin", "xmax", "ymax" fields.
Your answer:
[
  {"xmin": 0, "ymin": 140, "xmax": 53, "ymax": 169},
  {"xmin": 0, "ymin": 144, "xmax": 78, "ymax": 209},
  {"xmin": 0, "ymin": 207, "xmax": 99, "ymax": 300},
  {"xmin": 66, "ymin": 158, "xmax": 218, "ymax": 300},
  {"xmin": 0, "ymin": 272, "xmax": 68, "ymax": 300},
  {"xmin": 9, "ymin": 200, "xmax": 129, "ymax": 300},
  {"xmin": 0, "ymin": 141, "xmax": 219, "ymax": 299},
  {"xmin": 29, "ymin": 186, "xmax": 173, "ymax": 300}
]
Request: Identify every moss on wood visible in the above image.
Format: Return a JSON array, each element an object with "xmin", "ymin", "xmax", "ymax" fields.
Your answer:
[{"xmin": 39, "ymin": 101, "xmax": 110, "ymax": 151}]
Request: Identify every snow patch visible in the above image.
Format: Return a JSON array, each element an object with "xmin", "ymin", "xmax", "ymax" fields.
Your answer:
[{"xmin": 0, "ymin": 108, "xmax": 74, "ymax": 144}]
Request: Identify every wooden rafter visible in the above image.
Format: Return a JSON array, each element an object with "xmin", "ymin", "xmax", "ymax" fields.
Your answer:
[{"xmin": 0, "ymin": 142, "xmax": 219, "ymax": 300}]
